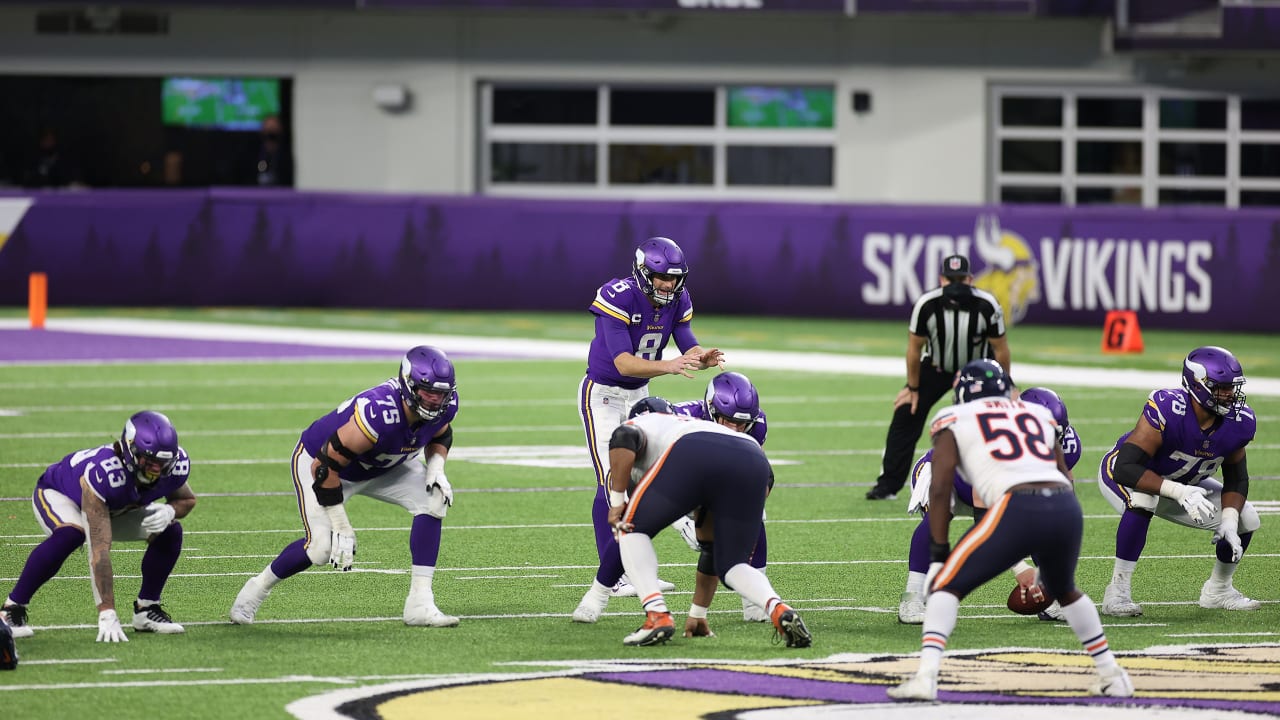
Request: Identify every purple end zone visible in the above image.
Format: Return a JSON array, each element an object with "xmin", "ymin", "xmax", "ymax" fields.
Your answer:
[{"xmin": 0, "ymin": 329, "xmax": 405, "ymax": 363}]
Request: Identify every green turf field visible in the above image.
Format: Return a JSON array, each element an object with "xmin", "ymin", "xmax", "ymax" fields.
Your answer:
[{"xmin": 1, "ymin": 311, "xmax": 1277, "ymax": 718}]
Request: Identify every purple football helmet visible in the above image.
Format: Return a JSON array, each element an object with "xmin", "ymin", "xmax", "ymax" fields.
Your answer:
[
  {"xmin": 954, "ymin": 359, "xmax": 1012, "ymax": 403},
  {"xmin": 398, "ymin": 345, "xmax": 456, "ymax": 421},
  {"xmin": 705, "ymin": 371, "xmax": 760, "ymax": 432},
  {"xmin": 629, "ymin": 396, "xmax": 674, "ymax": 419},
  {"xmin": 1018, "ymin": 387, "xmax": 1068, "ymax": 428},
  {"xmin": 119, "ymin": 411, "xmax": 179, "ymax": 487},
  {"xmin": 632, "ymin": 236, "xmax": 688, "ymax": 306},
  {"xmin": 1182, "ymin": 345, "xmax": 1246, "ymax": 416}
]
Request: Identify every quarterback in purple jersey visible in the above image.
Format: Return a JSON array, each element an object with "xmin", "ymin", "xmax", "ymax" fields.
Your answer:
[
  {"xmin": 230, "ymin": 346, "xmax": 463, "ymax": 628},
  {"xmin": 1099, "ymin": 346, "xmax": 1260, "ymax": 617},
  {"xmin": 1, "ymin": 411, "xmax": 194, "ymax": 642},
  {"xmin": 898, "ymin": 387, "xmax": 1080, "ymax": 624},
  {"xmin": 578, "ymin": 236, "xmax": 724, "ymax": 594}
]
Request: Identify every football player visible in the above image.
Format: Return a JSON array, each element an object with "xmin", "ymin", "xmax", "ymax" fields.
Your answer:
[
  {"xmin": 1099, "ymin": 346, "xmax": 1260, "ymax": 616},
  {"xmin": 1, "ymin": 411, "xmax": 194, "ymax": 642},
  {"xmin": 897, "ymin": 386, "xmax": 1081, "ymax": 624},
  {"xmin": 230, "ymin": 346, "xmax": 461, "ymax": 628},
  {"xmin": 578, "ymin": 236, "xmax": 723, "ymax": 596},
  {"xmin": 889, "ymin": 360, "xmax": 1131, "ymax": 701}
]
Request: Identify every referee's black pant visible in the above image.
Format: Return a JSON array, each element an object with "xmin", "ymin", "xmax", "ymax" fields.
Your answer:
[{"xmin": 871, "ymin": 361, "xmax": 955, "ymax": 496}]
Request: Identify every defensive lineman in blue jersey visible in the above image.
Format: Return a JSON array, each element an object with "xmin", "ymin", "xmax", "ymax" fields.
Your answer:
[
  {"xmin": 230, "ymin": 346, "xmax": 463, "ymax": 628},
  {"xmin": 578, "ymin": 236, "xmax": 724, "ymax": 593},
  {"xmin": 1098, "ymin": 346, "xmax": 1260, "ymax": 617},
  {"xmin": 1, "ymin": 411, "xmax": 194, "ymax": 642}
]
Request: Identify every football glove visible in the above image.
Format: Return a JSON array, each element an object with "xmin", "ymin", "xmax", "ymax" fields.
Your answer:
[
  {"xmin": 1212, "ymin": 507, "xmax": 1243, "ymax": 563},
  {"xmin": 426, "ymin": 472, "xmax": 453, "ymax": 508},
  {"xmin": 97, "ymin": 609, "xmax": 128, "ymax": 643},
  {"xmin": 322, "ymin": 505, "xmax": 357, "ymax": 572},
  {"xmin": 140, "ymin": 503, "xmax": 176, "ymax": 534},
  {"xmin": 1160, "ymin": 480, "xmax": 1216, "ymax": 525}
]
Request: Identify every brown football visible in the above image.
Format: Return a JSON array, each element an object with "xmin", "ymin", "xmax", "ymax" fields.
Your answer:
[{"xmin": 1007, "ymin": 583, "xmax": 1053, "ymax": 615}]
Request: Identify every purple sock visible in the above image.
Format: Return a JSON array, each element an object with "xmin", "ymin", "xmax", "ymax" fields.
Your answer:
[
  {"xmin": 9, "ymin": 526, "xmax": 85, "ymax": 605},
  {"xmin": 908, "ymin": 515, "xmax": 931, "ymax": 574},
  {"xmin": 139, "ymin": 523, "xmax": 183, "ymax": 602},
  {"xmin": 592, "ymin": 487, "xmax": 613, "ymax": 562},
  {"xmin": 595, "ymin": 540, "xmax": 625, "ymax": 586},
  {"xmin": 1218, "ymin": 531, "xmax": 1254, "ymax": 563},
  {"xmin": 749, "ymin": 525, "xmax": 768, "ymax": 569},
  {"xmin": 270, "ymin": 538, "xmax": 314, "ymax": 579},
  {"xmin": 410, "ymin": 514, "xmax": 442, "ymax": 566},
  {"xmin": 1115, "ymin": 510, "xmax": 1152, "ymax": 562}
]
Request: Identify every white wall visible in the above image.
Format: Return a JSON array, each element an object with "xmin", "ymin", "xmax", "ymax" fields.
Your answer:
[{"xmin": 0, "ymin": 6, "xmax": 1275, "ymax": 202}]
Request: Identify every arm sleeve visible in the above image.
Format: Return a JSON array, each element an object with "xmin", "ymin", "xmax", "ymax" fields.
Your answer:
[
  {"xmin": 1112, "ymin": 442, "xmax": 1152, "ymax": 489},
  {"xmin": 1222, "ymin": 457, "xmax": 1249, "ymax": 497}
]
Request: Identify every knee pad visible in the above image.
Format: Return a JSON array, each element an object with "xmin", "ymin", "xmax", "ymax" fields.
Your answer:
[
  {"xmin": 422, "ymin": 489, "xmax": 449, "ymax": 519},
  {"xmin": 1241, "ymin": 503, "xmax": 1262, "ymax": 534},
  {"xmin": 305, "ymin": 536, "xmax": 331, "ymax": 566}
]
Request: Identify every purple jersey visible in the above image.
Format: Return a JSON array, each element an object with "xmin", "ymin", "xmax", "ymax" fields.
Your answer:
[
  {"xmin": 1108, "ymin": 388, "xmax": 1255, "ymax": 486},
  {"xmin": 671, "ymin": 399, "xmax": 768, "ymax": 447},
  {"xmin": 37, "ymin": 444, "xmax": 192, "ymax": 516},
  {"xmin": 300, "ymin": 379, "xmax": 458, "ymax": 482},
  {"xmin": 911, "ymin": 424, "xmax": 1081, "ymax": 506},
  {"xmin": 585, "ymin": 276, "xmax": 697, "ymax": 389}
]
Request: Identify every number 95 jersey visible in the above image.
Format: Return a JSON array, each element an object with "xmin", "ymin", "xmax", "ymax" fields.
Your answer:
[{"xmin": 929, "ymin": 398, "xmax": 1069, "ymax": 508}]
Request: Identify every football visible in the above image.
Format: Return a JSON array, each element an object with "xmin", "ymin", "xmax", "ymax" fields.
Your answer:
[{"xmin": 1007, "ymin": 583, "xmax": 1053, "ymax": 615}]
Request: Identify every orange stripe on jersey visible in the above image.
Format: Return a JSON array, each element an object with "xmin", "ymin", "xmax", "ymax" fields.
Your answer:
[
  {"xmin": 930, "ymin": 416, "xmax": 957, "ymax": 435},
  {"xmin": 622, "ymin": 440, "xmax": 678, "ymax": 525},
  {"xmin": 933, "ymin": 493, "xmax": 1011, "ymax": 588}
]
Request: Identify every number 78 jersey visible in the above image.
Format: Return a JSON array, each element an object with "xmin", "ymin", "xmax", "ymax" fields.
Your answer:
[{"xmin": 929, "ymin": 398, "xmax": 1069, "ymax": 509}]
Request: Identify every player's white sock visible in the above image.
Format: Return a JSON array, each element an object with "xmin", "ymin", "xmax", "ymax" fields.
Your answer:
[
  {"xmin": 919, "ymin": 592, "xmax": 959, "ymax": 677},
  {"xmin": 1110, "ymin": 559, "xmax": 1137, "ymax": 587},
  {"xmin": 724, "ymin": 563, "xmax": 781, "ymax": 613},
  {"xmin": 905, "ymin": 571, "xmax": 926, "ymax": 595},
  {"xmin": 254, "ymin": 567, "xmax": 283, "ymax": 590},
  {"xmin": 1209, "ymin": 559, "xmax": 1239, "ymax": 585}
]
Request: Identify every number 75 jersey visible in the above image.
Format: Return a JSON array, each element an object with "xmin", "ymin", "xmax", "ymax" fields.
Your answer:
[{"xmin": 929, "ymin": 398, "xmax": 1069, "ymax": 508}]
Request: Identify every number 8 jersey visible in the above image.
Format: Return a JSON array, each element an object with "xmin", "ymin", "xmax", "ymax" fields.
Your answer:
[{"xmin": 929, "ymin": 397, "xmax": 1070, "ymax": 508}]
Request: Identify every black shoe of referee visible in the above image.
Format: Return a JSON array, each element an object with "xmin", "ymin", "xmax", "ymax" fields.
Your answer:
[{"xmin": 865, "ymin": 485, "xmax": 898, "ymax": 501}]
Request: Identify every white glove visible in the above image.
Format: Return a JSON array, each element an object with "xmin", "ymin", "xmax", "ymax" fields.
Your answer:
[
  {"xmin": 673, "ymin": 514, "xmax": 701, "ymax": 552},
  {"xmin": 97, "ymin": 609, "xmax": 128, "ymax": 643},
  {"xmin": 140, "ymin": 503, "xmax": 176, "ymax": 534},
  {"xmin": 1160, "ymin": 480, "xmax": 1216, "ymax": 525},
  {"xmin": 923, "ymin": 562, "xmax": 944, "ymax": 596},
  {"xmin": 907, "ymin": 473, "xmax": 933, "ymax": 515},
  {"xmin": 422, "ymin": 453, "xmax": 452, "ymax": 507},
  {"xmin": 322, "ymin": 505, "xmax": 356, "ymax": 572},
  {"xmin": 1212, "ymin": 507, "xmax": 1243, "ymax": 563}
]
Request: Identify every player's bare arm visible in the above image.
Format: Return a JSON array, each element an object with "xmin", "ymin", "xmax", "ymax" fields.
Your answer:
[
  {"xmin": 927, "ymin": 429, "xmax": 959, "ymax": 545},
  {"xmin": 80, "ymin": 478, "xmax": 116, "ymax": 612},
  {"xmin": 612, "ymin": 350, "xmax": 703, "ymax": 379},
  {"xmin": 164, "ymin": 484, "xmax": 197, "ymax": 520},
  {"xmin": 990, "ymin": 335, "xmax": 1016, "ymax": 399},
  {"xmin": 606, "ymin": 428, "xmax": 641, "ymax": 531}
]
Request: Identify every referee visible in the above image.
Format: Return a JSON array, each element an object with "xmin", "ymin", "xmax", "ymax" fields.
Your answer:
[{"xmin": 865, "ymin": 254, "xmax": 1012, "ymax": 500}]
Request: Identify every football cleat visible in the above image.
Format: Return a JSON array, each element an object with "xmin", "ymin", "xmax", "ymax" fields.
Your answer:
[
  {"xmin": 742, "ymin": 596, "xmax": 769, "ymax": 623},
  {"xmin": 404, "ymin": 605, "xmax": 460, "ymax": 628},
  {"xmin": 132, "ymin": 602, "xmax": 185, "ymax": 634},
  {"xmin": 611, "ymin": 575, "xmax": 675, "ymax": 598},
  {"xmin": 771, "ymin": 604, "xmax": 812, "ymax": 648},
  {"xmin": 622, "ymin": 611, "xmax": 675, "ymax": 646},
  {"xmin": 897, "ymin": 591, "xmax": 925, "ymax": 625},
  {"xmin": 1089, "ymin": 665, "xmax": 1135, "ymax": 697},
  {"xmin": 0, "ymin": 604, "xmax": 33, "ymax": 639},
  {"xmin": 572, "ymin": 585, "xmax": 611, "ymax": 624},
  {"xmin": 1101, "ymin": 583, "xmax": 1143, "ymax": 617},
  {"xmin": 1199, "ymin": 581, "xmax": 1261, "ymax": 611},
  {"xmin": 0, "ymin": 620, "xmax": 16, "ymax": 671},
  {"xmin": 230, "ymin": 576, "xmax": 271, "ymax": 625},
  {"xmin": 672, "ymin": 515, "xmax": 702, "ymax": 552},
  {"xmin": 1038, "ymin": 600, "xmax": 1066, "ymax": 622},
  {"xmin": 887, "ymin": 673, "xmax": 938, "ymax": 702}
]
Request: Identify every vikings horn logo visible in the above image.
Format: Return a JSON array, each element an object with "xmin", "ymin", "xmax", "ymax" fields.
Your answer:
[{"xmin": 973, "ymin": 215, "xmax": 1040, "ymax": 326}]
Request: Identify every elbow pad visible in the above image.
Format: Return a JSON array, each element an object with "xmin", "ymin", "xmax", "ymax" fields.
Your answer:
[
  {"xmin": 432, "ymin": 424, "xmax": 454, "ymax": 451},
  {"xmin": 609, "ymin": 425, "xmax": 644, "ymax": 454},
  {"xmin": 1112, "ymin": 443, "xmax": 1152, "ymax": 489},
  {"xmin": 1222, "ymin": 458, "xmax": 1249, "ymax": 497}
]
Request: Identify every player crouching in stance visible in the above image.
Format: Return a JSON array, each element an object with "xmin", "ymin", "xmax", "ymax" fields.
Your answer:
[
  {"xmin": 889, "ymin": 360, "xmax": 1131, "ymax": 702},
  {"xmin": 1099, "ymin": 345, "xmax": 1260, "ymax": 617},
  {"xmin": 1, "ymin": 411, "xmax": 194, "ymax": 642},
  {"xmin": 230, "ymin": 346, "xmax": 461, "ymax": 628},
  {"xmin": 605, "ymin": 398, "xmax": 810, "ymax": 648}
]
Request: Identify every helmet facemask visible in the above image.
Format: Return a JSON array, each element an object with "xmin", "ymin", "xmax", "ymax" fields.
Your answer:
[
  {"xmin": 398, "ymin": 347, "xmax": 457, "ymax": 422},
  {"xmin": 120, "ymin": 412, "xmax": 179, "ymax": 488},
  {"xmin": 632, "ymin": 238, "xmax": 688, "ymax": 307},
  {"xmin": 1182, "ymin": 346, "xmax": 1246, "ymax": 417}
]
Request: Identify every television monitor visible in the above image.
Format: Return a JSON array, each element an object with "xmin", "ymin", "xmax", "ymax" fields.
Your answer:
[
  {"xmin": 162, "ymin": 77, "xmax": 281, "ymax": 131},
  {"xmin": 726, "ymin": 86, "xmax": 835, "ymax": 129}
]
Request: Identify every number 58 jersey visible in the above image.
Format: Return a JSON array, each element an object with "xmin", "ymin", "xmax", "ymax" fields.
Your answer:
[{"xmin": 929, "ymin": 397, "xmax": 1070, "ymax": 509}]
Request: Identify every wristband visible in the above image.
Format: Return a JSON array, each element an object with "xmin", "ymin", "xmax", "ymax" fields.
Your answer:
[
  {"xmin": 1011, "ymin": 560, "xmax": 1034, "ymax": 577},
  {"xmin": 608, "ymin": 490, "xmax": 627, "ymax": 508},
  {"xmin": 688, "ymin": 603, "xmax": 708, "ymax": 620},
  {"xmin": 906, "ymin": 385, "xmax": 919, "ymax": 392}
]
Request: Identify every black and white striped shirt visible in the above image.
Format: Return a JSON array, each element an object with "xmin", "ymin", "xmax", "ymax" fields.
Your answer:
[{"xmin": 907, "ymin": 286, "xmax": 1006, "ymax": 374}]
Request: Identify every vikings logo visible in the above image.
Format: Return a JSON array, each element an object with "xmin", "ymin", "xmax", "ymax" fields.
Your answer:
[{"xmin": 972, "ymin": 215, "xmax": 1040, "ymax": 326}]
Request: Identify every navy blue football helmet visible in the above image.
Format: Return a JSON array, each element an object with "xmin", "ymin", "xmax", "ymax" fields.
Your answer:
[
  {"xmin": 629, "ymin": 396, "xmax": 674, "ymax": 419},
  {"xmin": 120, "ymin": 411, "xmax": 179, "ymax": 488},
  {"xmin": 705, "ymin": 371, "xmax": 759, "ymax": 432},
  {"xmin": 954, "ymin": 359, "xmax": 1012, "ymax": 403},
  {"xmin": 1018, "ymin": 387, "xmax": 1068, "ymax": 428},
  {"xmin": 1182, "ymin": 345, "xmax": 1246, "ymax": 416},
  {"xmin": 398, "ymin": 345, "xmax": 456, "ymax": 421},
  {"xmin": 633, "ymin": 237, "xmax": 688, "ymax": 306}
]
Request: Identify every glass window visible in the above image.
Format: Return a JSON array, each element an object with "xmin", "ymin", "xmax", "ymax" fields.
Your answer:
[
  {"xmin": 726, "ymin": 145, "xmax": 833, "ymax": 186},
  {"xmin": 1242, "ymin": 99, "xmax": 1280, "ymax": 131},
  {"xmin": 1077, "ymin": 97, "xmax": 1142, "ymax": 128},
  {"xmin": 610, "ymin": 89, "xmax": 714, "ymax": 126},
  {"xmin": 1159, "ymin": 98, "xmax": 1226, "ymax": 130},
  {"xmin": 726, "ymin": 86, "xmax": 834, "ymax": 129},
  {"xmin": 489, "ymin": 143, "xmax": 596, "ymax": 184},
  {"xmin": 1241, "ymin": 143, "xmax": 1280, "ymax": 178},
  {"xmin": 608, "ymin": 144, "xmax": 713, "ymax": 184},
  {"xmin": 1241, "ymin": 190, "xmax": 1280, "ymax": 207},
  {"xmin": 1077, "ymin": 141, "xmax": 1142, "ymax": 175},
  {"xmin": 1077, "ymin": 186, "xmax": 1142, "ymax": 205},
  {"xmin": 1001, "ymin": 140, "xmax": 1061, "ymax": 173},
  {"xmin": 1159, "ymin": 142, "xmax": 1226, "ymax": 176},
  {"xmin": 1158, "ymin": 188, "xmax": 1225, "ymax": 205},
  {"xmin": 492, "ymin": 88, "xmax": 596, "ymax": 125},
  {"xmin": 1000, "ymin": 186, "xmax": 1063, "ymax": 204},
  {"xmin": 1000, "ymin": 97, "xmax": 1062, "ymax": 127}
]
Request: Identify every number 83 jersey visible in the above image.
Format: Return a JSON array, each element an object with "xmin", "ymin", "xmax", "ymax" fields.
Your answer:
[{"xmin": 929, "ymin": 398, "xmax": 1069, "ymax": 509}]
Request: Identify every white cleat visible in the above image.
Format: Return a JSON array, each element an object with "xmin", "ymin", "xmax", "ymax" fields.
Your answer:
[
  {"xmin": 572, "ymin": 586, "xmax": 610, "ymax": 624},
  {"xmin": 1038, "ymin": 600, "xmax": 1066, "ymax": 622},
  {"xmin": 1101, "ymin": 583, "xmax": 1143, "ymax": 617},
  {"xmin": 229, "ymin": 577, "xmax": 271, "ymax": 625},
  {"xmin": 404, "ymin": 605, "xmax": 460, "ymax": 627},
  {"xmin": 132, "ymin": 602, "xmax": 185, "ymax": 634},
  {"xmin": 0, "ymin": 605, "xmax": 33, "ymax": 639},
  {"xmin": 1090, "ymin": 665, "xmax": 1135, "ymax": 697},
  {"xmin": 611, "ymin": 575, "xmax": 674, "ymax": 597},
  {"xmin": 742, "ymin": 596, "xmax": 769, "ymax": 623},
  {"xmin": 672, "ymin": 514, "xmax": 702, "ymax": 551},
  {"xmin": 1199, "ymin": 581, "xmax": 1261, "ymax": 611},
  {"xmin": 897, "ymin": 591, "xmax": 925, "ymax": 625},
  {"xmin": 887, "ymin": 673, "xmax": 938, "ymax": 702}
]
